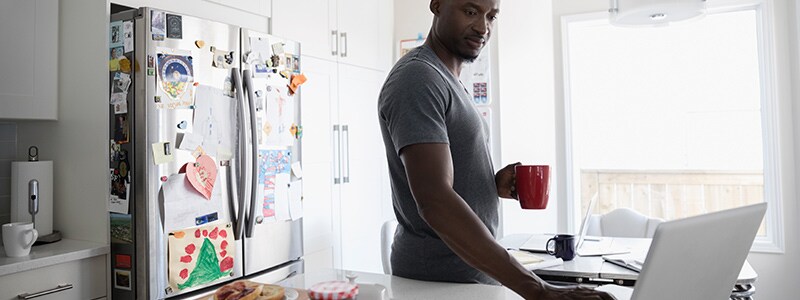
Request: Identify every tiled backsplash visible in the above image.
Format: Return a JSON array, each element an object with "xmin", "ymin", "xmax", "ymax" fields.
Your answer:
[{"xmin": 0, "ymin": 123, "xmax": 17, "ymax": 227}]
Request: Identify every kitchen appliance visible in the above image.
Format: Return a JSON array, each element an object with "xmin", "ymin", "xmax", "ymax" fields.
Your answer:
[{"xmin": 109, "ymin": 7, "xmax": 304, "ymax": 299}]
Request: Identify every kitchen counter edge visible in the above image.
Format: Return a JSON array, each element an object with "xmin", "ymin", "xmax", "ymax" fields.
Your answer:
[{"xmin": 0, "ymin": 239, "xmax": 109, "ymax": 276}]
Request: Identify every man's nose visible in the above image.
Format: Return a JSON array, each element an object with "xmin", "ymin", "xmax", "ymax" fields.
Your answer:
[{"xmin": 473, "ymin": 16, "xmax": 490, "ymax": 35}]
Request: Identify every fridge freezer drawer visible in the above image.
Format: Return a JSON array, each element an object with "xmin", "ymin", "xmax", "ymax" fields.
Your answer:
[{"xmin": 244, "ymin": 218, "xmax": 303, "ymax": 275}]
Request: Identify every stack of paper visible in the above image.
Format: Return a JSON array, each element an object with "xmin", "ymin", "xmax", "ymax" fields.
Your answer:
[{"xmin": 508, "ymin": 250, "xmax": 564, "ymax": 271}]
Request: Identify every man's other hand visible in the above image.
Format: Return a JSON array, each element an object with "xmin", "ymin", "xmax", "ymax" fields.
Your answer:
[
  {"xmin": 495, "ymin": 162, "xmax": 520, "ymax": 199},
  {"xmin": 539, "ymin": 284, "xmax": 618, "ymax": 300}
]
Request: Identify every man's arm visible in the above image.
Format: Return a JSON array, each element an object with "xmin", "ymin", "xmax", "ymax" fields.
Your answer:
[{"xmin": 400, "ymin": 143, "xmax": 615, "ymax": 300}]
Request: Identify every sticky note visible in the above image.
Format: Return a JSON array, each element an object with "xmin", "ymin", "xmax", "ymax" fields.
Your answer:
[
  {"xmin": 109, "ymin": 59, "xmax": 121, "ymax": 71},
  {"xmin": 152, "ymin": 142, "xmax": 175, "ymax": 165},
  {"xmin": 288, "ymin": 74, "xmax": 307, "ymax": 95}
]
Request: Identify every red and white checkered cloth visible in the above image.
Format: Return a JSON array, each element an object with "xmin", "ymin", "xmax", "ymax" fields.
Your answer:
[{"xmin": 308, "ymin": 281, "xmax": 359, "ymax": 300}]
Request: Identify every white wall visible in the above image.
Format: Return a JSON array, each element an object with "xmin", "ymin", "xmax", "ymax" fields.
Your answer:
[
  {"xmin": 16, "ymin": 0, "xmax": 110, "ymax": 244},
  {"xmin": 111, "ymin": 0, "xmax": 269, "ymax": 32}
]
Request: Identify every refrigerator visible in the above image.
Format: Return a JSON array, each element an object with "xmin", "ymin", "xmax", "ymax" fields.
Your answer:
[{"xmin": 109, "ymin": 7, "xmax": 305, "ymax": 299}]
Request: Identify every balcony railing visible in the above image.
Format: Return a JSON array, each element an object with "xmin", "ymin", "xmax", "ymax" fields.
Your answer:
[{"xmin": 580, "ymin": 170, "xmax": 765, "ymax": 235}]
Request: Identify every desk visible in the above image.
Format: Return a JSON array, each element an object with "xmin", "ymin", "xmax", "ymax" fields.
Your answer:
[{"xmin": 500, "ymin": 234, "xmax": 758, "ymax": 300}]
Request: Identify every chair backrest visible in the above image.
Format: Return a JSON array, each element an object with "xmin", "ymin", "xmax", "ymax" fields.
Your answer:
[
  {"xmin": 381, "ymin": 219, "xmax": 398, "ymax": 274},
  {"xmin": 588, "ymin": 208, "xmax": 663, "ymax": 238}
]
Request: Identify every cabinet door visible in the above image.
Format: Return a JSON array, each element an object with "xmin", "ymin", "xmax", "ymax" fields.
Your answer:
[
  {"xmin": 336, "ymin": 0, "xmax": 380, "ymax": 70},
  {"xmin": 299, "ymin": 56, "xmax": 342, "ymax": 270},
  {"xmin": 272, "ymin": 0, "xmax": 337, "ymax": 61},
  {"xmin": 0, "ymin": 0, "xmax": 58, "ymax": 120},
  {"xmin": 337, "ymin": 64, "xmax": 393, "ymax": 273}
]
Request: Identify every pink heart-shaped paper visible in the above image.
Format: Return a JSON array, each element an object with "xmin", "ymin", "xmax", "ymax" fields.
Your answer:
[{"xmin": 185, "ymin": 155, "xmax": 217, "ymax": 200}]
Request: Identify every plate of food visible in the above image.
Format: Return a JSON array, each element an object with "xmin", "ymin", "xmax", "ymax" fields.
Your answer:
[{"xmin": 209, "ymin": 280, "xmax": 309, "ymax": 300}]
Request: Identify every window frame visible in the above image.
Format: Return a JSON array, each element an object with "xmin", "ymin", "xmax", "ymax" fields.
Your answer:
[{"xmin": 559, "ymin": 0, "xmax": 784, "ymax": 253}]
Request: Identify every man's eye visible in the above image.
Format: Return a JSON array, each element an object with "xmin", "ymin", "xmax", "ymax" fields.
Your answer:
[
  {"xmin": 465, "ymin": 9, "xmax": 478, "ymax": 15},
  {"xmin": 489, "ymin": 15, "xmax": 498, "ymax": 21}
]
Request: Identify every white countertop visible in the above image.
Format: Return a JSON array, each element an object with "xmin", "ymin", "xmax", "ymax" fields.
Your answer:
[
  {"xmin": 280, "ymin": 269, "xmax": 523, "ymax": 300},
  {"xmin": 186, "ymin": 268, "xmax": 524, "ymax": 300},
  {"xmin": 0, "ymin": 239, "xmax": 109, "ymax": 276}
]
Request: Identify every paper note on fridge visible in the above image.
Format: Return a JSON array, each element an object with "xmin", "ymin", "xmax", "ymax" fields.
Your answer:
[
  {"xmin": 177, "ymin": 132, "xmax": 204, "ymax": 151},
  {"xmin": 193, "ymin": 85, "xmax": 236, "ymax": 159},
  {"xmin": 162, "ymin": 173, "xmax": 222, "ymax": 232},
  {"xmin": 274, "ymin": 174, "xmax": 291, "ymax": 221}
]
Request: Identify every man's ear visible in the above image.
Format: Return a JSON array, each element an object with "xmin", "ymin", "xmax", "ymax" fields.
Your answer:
[{"xmin": 430, "ymin": 0, "xmax": 440, "ymax": 16}]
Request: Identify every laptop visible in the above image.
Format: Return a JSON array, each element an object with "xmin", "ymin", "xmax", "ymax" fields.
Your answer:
[
  {"xmin": 595, "ymin": 203, "xmax": 767, "ymax": 300},
  {"xmin": 520, "ymin": 194, "xmax": 629, "ymax": 256}
]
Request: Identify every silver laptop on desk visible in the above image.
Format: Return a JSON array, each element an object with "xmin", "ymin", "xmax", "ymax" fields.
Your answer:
[
  {"xmin": 596, "ymin": 203, "xmax": 767, "ymax": 300},
  {"xmin": 520, "ymin": 194, "xmax": 628, "ymax": 256}
]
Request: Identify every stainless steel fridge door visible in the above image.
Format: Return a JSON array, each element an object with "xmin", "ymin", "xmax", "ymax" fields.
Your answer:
[
  {"xmin": 240, "ymin": 29, "xmax": 304, "ymax": 275},
  {"xmin": 135, "ymin": 8, "xmax": 244, "ymax": 299}
]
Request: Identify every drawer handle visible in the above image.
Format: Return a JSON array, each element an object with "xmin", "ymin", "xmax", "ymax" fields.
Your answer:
[{"xmin": 18, "ymin": 284, "xmax": 73, "ymax": 299}]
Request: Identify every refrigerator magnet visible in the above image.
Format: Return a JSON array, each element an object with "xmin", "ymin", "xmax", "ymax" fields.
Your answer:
[
  {"xmin": 211, "ymin": 47, "xmax": 235, "ymax": 69},
  {"xmin": 166, "ymin": 14, "xmax": 182, "ymax": 39},
  {"xmin": 151, "ymin": 10, "xmax": 166, "ymax": 41},
  {"xmin": 195, "ymin": 40, "xmax": 205, "ymax": 49},
  {"xmin": 114, "ymin": 269, "xmax": 133, "ymax": 290}
]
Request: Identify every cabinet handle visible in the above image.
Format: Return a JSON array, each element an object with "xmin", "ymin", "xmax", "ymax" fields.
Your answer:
[
  {"xmin": 342, "ymin": 125, "xmax": 350, "ymax": 183},
  {"xmin": 18, "ymin": 284, "xmax": 73, "ymax": 299},
  {"xmin": 331, "ymin": 30, "xmax": 339, "ymax": 56},
  {"xmin": 333, "ymin": 125, "xmax": 341, "ymax": 184},
  {"xmin": 340, "ymin": 32, "xmax": 348, "ymax": 58},
  {"xmin": 268, "ymin": 17, "xmax": 272, "ymax": 34}
]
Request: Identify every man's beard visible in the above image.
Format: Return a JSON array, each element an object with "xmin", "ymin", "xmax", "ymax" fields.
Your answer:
[{"xmin": 459, "ymin": 51, "xmax": 479, "ymax": 64}]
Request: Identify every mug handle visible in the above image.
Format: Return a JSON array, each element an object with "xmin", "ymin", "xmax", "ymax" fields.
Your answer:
[
  {"xmin": 546, "ymin": 237, "xmax": 557, "ymax": 256},
  {"xmin": 26, "ymin": 228, "xmax": 38, "ymax": 248}
]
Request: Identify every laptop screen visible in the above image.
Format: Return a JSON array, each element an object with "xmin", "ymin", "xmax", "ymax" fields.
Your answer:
[{"xmin": 576, "ymin": 193, "xmax": 598, "ymax": 249}]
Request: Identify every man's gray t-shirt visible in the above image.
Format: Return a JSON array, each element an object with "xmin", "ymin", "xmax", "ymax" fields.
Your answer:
[{"xmin": 378, "ymin": 45, "xmax": 498, "ymax": 284}]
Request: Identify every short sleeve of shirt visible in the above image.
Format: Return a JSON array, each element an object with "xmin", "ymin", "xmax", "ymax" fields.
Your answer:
[{"xmin": 379, "ymin": 59, "xmax": 451, "ymax": 154}]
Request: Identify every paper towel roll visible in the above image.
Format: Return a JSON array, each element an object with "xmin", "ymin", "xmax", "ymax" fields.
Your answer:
[{"xmin": 11, "ymin": 161, "xmax": 53, "ymax": 236}]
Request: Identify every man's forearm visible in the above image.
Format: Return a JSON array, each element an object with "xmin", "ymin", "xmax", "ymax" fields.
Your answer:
[{"xmin": 416, "ymin": 188, "xmax": 546, "ymax": 298}]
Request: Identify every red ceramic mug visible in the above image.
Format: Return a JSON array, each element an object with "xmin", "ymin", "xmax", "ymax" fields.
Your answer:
[{"xmin": 515, "ymin": 165, "xmax": 550, "ymax": 209}]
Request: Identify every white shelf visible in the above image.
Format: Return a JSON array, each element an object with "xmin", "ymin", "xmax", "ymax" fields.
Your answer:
[{"xmin": 0, "ymin": 239, "xmax": 108, "ymax": 276}]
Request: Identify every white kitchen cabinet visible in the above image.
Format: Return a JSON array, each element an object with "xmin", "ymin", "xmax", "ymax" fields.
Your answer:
[
  {"xmin": 0, "ymin": 0, "xmax": 58, "ymax": 120},
  {"xmin": 272, "ymin": 0, "xmax": 392, "ymax": 71},
  {"xmin": 299, "ymin": 56, "xmax": 393, "ymax": 274},
  {"xmin": 0, "ymin": 255, "xmax": 106, "ymax": 300},
  {"xmin": 336, "ymin": 63, "xmax": 394, "ymax": 273},
  {"xmin": 300, "ymin": 57, "xmax": 341, "ymax": 272}
]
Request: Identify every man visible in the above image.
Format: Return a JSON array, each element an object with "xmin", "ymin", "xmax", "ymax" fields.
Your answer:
[{"xmin": 378, "ymin": 0, "xmax": 615, "ymax": 299}]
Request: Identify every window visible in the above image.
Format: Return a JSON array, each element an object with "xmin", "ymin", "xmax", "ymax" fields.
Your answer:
[{"xmin": 561, "ymin": 2, "xmax": 783, "ymax": 252}]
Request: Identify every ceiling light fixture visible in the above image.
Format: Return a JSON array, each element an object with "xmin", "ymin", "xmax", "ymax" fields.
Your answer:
[{"xmin": 609, "ymin": 0, "xmax": 707, "ymax": 26}]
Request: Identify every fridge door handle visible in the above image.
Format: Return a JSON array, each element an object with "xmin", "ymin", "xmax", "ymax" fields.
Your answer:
[
  {"xmin": 231, "ymin": 68, "xmax": 247, "ymax": 240},
  {"xmin": 333, "ymin": 125, "xmax": 341, "ymax": 184},
  {"xmin": 243, "ymin": 70, "xmax": 260, "ymax": 238},
  {"xmin": 342, "ymin": 125, "xmax": 350, "ymax": 183},
  {"xmin": 340, "ymin": 32, "xmax": 348, "ymax": 58},
  {"xmin": 331, "ymin": 30, "xmax": 339, "ymax": 56}
]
